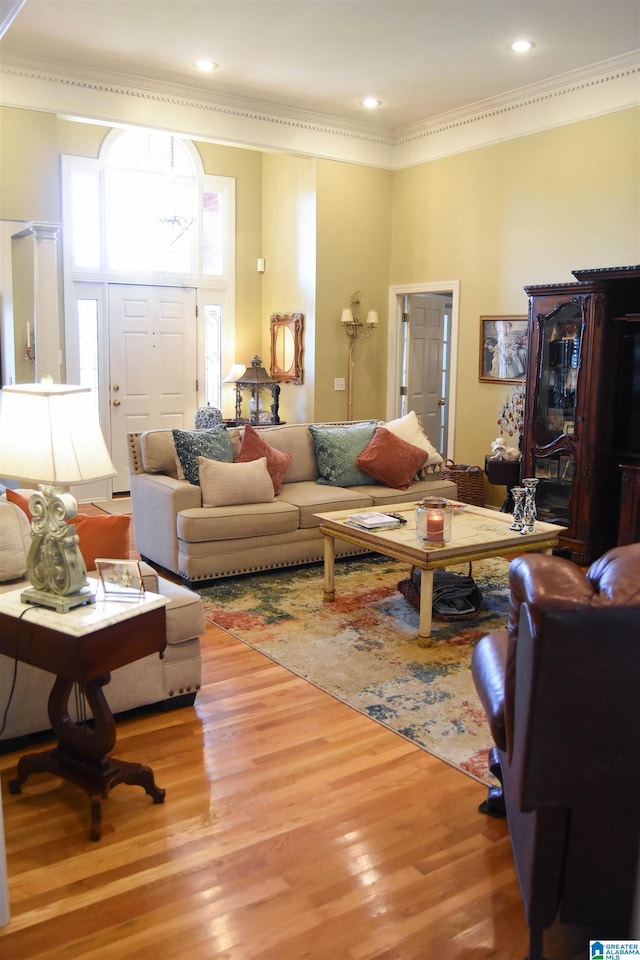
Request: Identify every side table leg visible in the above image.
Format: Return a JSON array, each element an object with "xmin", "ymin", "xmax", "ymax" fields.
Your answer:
[
  {"xmin": 323, "ymin": 533, "xmax": 336, "ymax": 601},
  {"xmin": 9, "ymin": 674, "xmax": 165, "ymax": 841},
  {"xmin": 418, "ymin": 570, "xmax": 434, "ymax": 639}
]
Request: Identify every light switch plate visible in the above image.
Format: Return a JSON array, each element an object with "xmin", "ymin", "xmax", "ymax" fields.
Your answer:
[{"xmin": 334, "ymin": 378, "xmax": 346, "ymax": 391}]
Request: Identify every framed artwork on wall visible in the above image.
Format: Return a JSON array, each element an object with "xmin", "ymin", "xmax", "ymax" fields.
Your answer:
[
  {"xmin": 479, "ymin": 316, "xmax": 528, "ymax": 383},
  {"xmin": 270, "ymin": 313, "xmax": 304, "ymax": 384}
]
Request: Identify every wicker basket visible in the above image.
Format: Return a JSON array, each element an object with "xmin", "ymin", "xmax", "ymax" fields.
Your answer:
[{"xmin": 442, "ymin": 460, "xmax": 485, "ymax": 507}]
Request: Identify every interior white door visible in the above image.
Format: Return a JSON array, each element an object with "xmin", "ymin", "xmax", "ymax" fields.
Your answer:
[
  {"xmin": 407, "ymin": 293, "xmax": 446, "ymax": 450},
  {"xmin": 108, "ymin": 284, "xmax": 197, "ymax": 492}
]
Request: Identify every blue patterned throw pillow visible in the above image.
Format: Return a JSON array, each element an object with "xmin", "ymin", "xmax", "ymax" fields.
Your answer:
[
  {"xmin": 308, "ymin": 422, "xmax": 378, "ymax": 486},
  {"xmin": 172, "ymin": 427, "xmax": 234, "ymax": 485}
]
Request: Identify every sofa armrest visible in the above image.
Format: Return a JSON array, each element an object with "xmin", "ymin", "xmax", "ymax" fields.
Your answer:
[{"xmin": 130, "ymin": 472, "xmax": 201, "ymax": 575}]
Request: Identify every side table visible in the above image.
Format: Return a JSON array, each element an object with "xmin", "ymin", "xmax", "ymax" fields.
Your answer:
[
  {"xmin": 484, "ymin": 456, "xmax": 522, "ymax": 513},
  {"xmin": 0, "ymin": 589, "xmax": 168, "ymax": 840}
]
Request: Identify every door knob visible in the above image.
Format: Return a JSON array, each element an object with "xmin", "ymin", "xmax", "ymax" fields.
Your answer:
[{"xmin": 113, "ymin": 399, "xmax": 121, "ymax": 407}]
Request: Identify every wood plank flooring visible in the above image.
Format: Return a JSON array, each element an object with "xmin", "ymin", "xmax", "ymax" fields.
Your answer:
[{"xmin": 0, "ymin": 509, "xmax": 592, "ymax": 958}]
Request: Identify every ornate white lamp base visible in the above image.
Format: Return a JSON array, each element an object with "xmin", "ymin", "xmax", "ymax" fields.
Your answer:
[
  {"xmin": 20, "ymin": 584, "xmax": 95, "ymax": 613},
  {"xmin": 23, "ymin": 485, "xmax": 95, "ymax": 613}
]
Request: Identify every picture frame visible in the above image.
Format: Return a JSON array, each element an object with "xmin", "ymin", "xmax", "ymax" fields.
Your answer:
[
  {"xmin": 479, "ymin": 316, "xmax": 528, "ymax": 384},
  {"xmin": 95, "ymin": 559, "xmax": 145, "ymax": 600},
  {"xmin": 270, "ymin": 313, "xmax": 304, "ymax": 384}
]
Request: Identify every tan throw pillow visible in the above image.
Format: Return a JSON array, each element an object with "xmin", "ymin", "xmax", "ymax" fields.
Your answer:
[{"xmin": 199, "ymin": 456, "xmax": 275, "ymax": 507}]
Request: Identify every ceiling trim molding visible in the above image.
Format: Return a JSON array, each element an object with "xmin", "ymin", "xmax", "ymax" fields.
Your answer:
[{"xmin": 1, "ymin": 50, "xmax": 638, "ymax": 170}]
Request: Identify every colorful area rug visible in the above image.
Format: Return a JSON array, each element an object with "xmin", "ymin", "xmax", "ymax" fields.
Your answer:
[{"xmin": 198, "ymin": 555, "xmax": 511, "ymax": 784}]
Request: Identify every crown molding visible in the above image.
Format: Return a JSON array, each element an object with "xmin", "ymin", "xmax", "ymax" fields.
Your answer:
[
  {"xmin": 1, "ymin": 50, "xmax": 638, "ymax": 170},
  {"xmin": 392, "ymin": 50, "xmax": 640, "ymax": 168}
]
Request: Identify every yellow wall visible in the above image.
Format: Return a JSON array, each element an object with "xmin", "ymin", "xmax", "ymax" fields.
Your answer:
[
  {"xmin": 391, "ymin": 107, "xmax": 640, "ymax": 500},
  {"xmin": 261, "ymin": 153, "xmax": 317, "ymax": 424},
  {"xmin": 315, "ymin": 160, "xmax": 392, "ymax": 422},
  {"xmin": 0, "ymin": 108, "xmax": 60, "ymax": 222},
  {"xmin": 195, "ymin": 140, "xmax": 264, "ymax": 405},
  {"xmin": 1, "ymin": 103, "xmax": 638, "ymax": 502}
]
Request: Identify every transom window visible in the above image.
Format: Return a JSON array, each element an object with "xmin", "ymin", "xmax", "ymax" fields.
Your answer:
[{"xmin": 62, "ymin": 127, "xmax": 236, "ymax": 409}]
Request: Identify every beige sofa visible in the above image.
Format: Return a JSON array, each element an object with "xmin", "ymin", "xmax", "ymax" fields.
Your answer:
[
  {"xmin": 127, "ymin": 419, "xmax": 457, "ymax": 586},
  {"xmin": 0, "ymin": 498, "xmax": 205, "ymax": 750}
]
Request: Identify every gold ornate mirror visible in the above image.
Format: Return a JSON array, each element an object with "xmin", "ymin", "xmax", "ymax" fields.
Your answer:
[{"xmin": 270, "ymin": 313, "xmax": 303, "ymax": 383}]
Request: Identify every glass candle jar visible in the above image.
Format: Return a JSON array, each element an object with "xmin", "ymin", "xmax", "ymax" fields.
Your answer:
[{"xmin": 416, "ymin": 497, "xmax": 453, "ymax": 547}]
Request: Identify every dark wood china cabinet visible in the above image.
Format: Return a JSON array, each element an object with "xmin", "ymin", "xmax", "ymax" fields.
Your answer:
[{"xmin": 523, "ymin": 265, "xmax": 640, "ymax": 565}]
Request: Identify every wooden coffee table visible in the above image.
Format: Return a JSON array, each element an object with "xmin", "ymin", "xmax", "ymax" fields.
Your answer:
[{"xmin": 315, "ymin": 501, "xmax": 560, "ymax": 639}]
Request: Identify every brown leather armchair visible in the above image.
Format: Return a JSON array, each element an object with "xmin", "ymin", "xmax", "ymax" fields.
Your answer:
[{"xmin": 471, "ymin": 544, "xmax": 640, "ymax": 960}]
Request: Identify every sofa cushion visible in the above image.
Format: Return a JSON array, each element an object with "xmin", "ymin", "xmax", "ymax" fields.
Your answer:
[
  {"xmin": 0, "ymin": 501, "xmax": 31, "ymax": 581},
  {"xmin": 140, "ymin": 429, "xmax": 181, "ymax": 478},
  {"xmin": 278, "ymin": 480, "xmax": 374, "ymax": 528},
  {"xmin": 177, "ymin": 499, "xmax": 299, "ymax": 543},
  {"xmin": 236, "ymin": 423, "xmax": 292, "ymax": 494},
  {"xmin": 355, "ymin": 426, "xmax": 428, "ymax": 490},
  {"xmin": 308, "ymin": 422, "xmax": 378, "ymax": 487},
  {"xmin": 199, "ymin": 456, "xmax": 275, "ymax": 507},
  {"xmin": 252, "ymin": 423, "xmax": 318, "ymax": 483},
  {"xmin": 173, "ymin": 427, "xmax": 234, "ymax": 485},
  {"xmin": 383, "ymin": 410, "xmax": 444, "ymax": 467}
]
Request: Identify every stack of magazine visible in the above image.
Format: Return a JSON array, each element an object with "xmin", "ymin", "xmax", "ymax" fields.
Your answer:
[{"xmin": 346, "ymin": 512, "xmax": 405, "ymax": 531}]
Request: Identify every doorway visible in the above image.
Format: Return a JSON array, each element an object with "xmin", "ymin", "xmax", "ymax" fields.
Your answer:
[
  {"xmin": 108, "ymin": 284, "xmax": 197, "ymax": 492},
  {"xmin": 386, "ymin": 281, "xmax": 460, "ymax": 460}
]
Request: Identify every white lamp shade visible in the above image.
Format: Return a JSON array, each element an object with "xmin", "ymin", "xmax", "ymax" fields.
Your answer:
[
  {"xmin": 223, "ymin": 363, "xmax": 247, "ymax": 383},
  {"xmin": 340, "ymin": 309, "xmax": 354, "ymax": 325},
  {"xmin": 0, "ymin": 383, "xmax": 116, "ymax": 485},
  {"xmin": 366, "ymin": 310, "xmax": 379, "ymax": 326}
]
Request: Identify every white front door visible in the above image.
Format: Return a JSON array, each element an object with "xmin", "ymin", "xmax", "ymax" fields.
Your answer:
[{"xmin": 108, "ymin": 284, "xmax": 197, "ymax": 492}]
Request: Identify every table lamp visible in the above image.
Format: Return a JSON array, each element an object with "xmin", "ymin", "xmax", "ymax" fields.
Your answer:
[{"xmin": 0, "ymin": 382, "xmax": 116, "ymax": 612}]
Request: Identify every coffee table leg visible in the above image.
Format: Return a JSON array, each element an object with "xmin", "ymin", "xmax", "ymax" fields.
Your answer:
[
  {"xmin": 323, "ymin": 534, "xmax": 336, "ymax": 601},
  {"xmin": 418, "ymin": 569, "xmax": 434, "ymax": 639}
]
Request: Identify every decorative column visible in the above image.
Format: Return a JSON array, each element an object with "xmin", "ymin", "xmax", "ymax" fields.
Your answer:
[{"xmin": 11, "ymin": 222, "xmax": 63, "ymax": 383}]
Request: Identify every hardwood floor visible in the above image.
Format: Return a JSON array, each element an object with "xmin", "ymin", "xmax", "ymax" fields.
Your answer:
[{"xmin": 0, "ymin": 511, "xmax": 592, "ymax": 958}]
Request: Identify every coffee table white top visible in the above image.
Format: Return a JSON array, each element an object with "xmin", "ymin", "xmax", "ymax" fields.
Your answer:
[{"xmin": 316, "ymin": 501, "xmax": 560, "ymax": 566}]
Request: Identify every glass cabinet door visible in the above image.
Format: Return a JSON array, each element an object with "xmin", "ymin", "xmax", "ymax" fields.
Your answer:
[
  {"xmin": 534, "ymin": 301, "xmax": 583, "ymax": 446},
  {"xmin": 532, "ymin": 450, "xmax": 575, "ymax": 524},
  {"xmin": 530, "ymin": 299, "xmax": 585, "ymax": 526}
]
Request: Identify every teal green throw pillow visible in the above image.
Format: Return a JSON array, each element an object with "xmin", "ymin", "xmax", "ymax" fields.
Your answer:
[
  {"xmin": 173, "ymin": 427, "xmax": 234, "ymax": 485},
  {"xmin": 309, "ymin": 422, "xmax": 378, "ymax": 486}
]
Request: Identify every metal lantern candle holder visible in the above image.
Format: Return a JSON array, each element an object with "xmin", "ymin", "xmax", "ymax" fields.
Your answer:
[
  {"xmin": 233, "ymin": 356, "xmax": 281, "ymax": 425},
  {"xmin": 416, "ymin": 497, "xmax": 453, "ymax": 547}
]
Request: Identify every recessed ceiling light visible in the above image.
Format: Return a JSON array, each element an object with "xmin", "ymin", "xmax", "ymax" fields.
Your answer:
[
  {"xmin": 195, "ymin": 58, "xmax": 217, "ymax": 72},
  {"xmin": 511, "ymin": 39, "xmax": 534, "ymax": 53},
  {"xmin": 360, "ymin": 97, "xmax": 382, "ymax": 109}
]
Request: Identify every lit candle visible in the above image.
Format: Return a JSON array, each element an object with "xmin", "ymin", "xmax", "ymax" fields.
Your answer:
[{"xmin": 426, "ymin": 510, "xmax": 444, "ymax": 542}]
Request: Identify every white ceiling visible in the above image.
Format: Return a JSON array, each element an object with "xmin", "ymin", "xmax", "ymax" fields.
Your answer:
[{"xmin": 1, "ymin": 0, "xmax": 639, "ymax": 138}]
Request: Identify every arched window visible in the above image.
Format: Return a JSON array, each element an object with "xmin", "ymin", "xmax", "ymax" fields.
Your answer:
[
  {"xmin": 104, "ymin": 129, "xmax": 199, "ymax": 274},
  {"xmin": 62, "ymin": 127, "xmax": 236, "ymax": 413}
]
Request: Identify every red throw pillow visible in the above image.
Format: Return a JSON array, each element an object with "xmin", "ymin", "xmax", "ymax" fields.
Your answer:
[
  {"xmin": 4, "ymin": 491, "xmax": 130, "ymax": 571},
  {"xmin": 236, "ymin": 423, "xmax": 292, "ymax": 495},
  {"xmin": 355, "ymin": 426, "xmax": 428, "ymax": 490},
  {"xmin": 6, "ymin": 487, "xmax": 33, "ymax": 520},
  {"xmin": 72, "ymin": 513, "xmax": 131, "ymax": 571}
]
